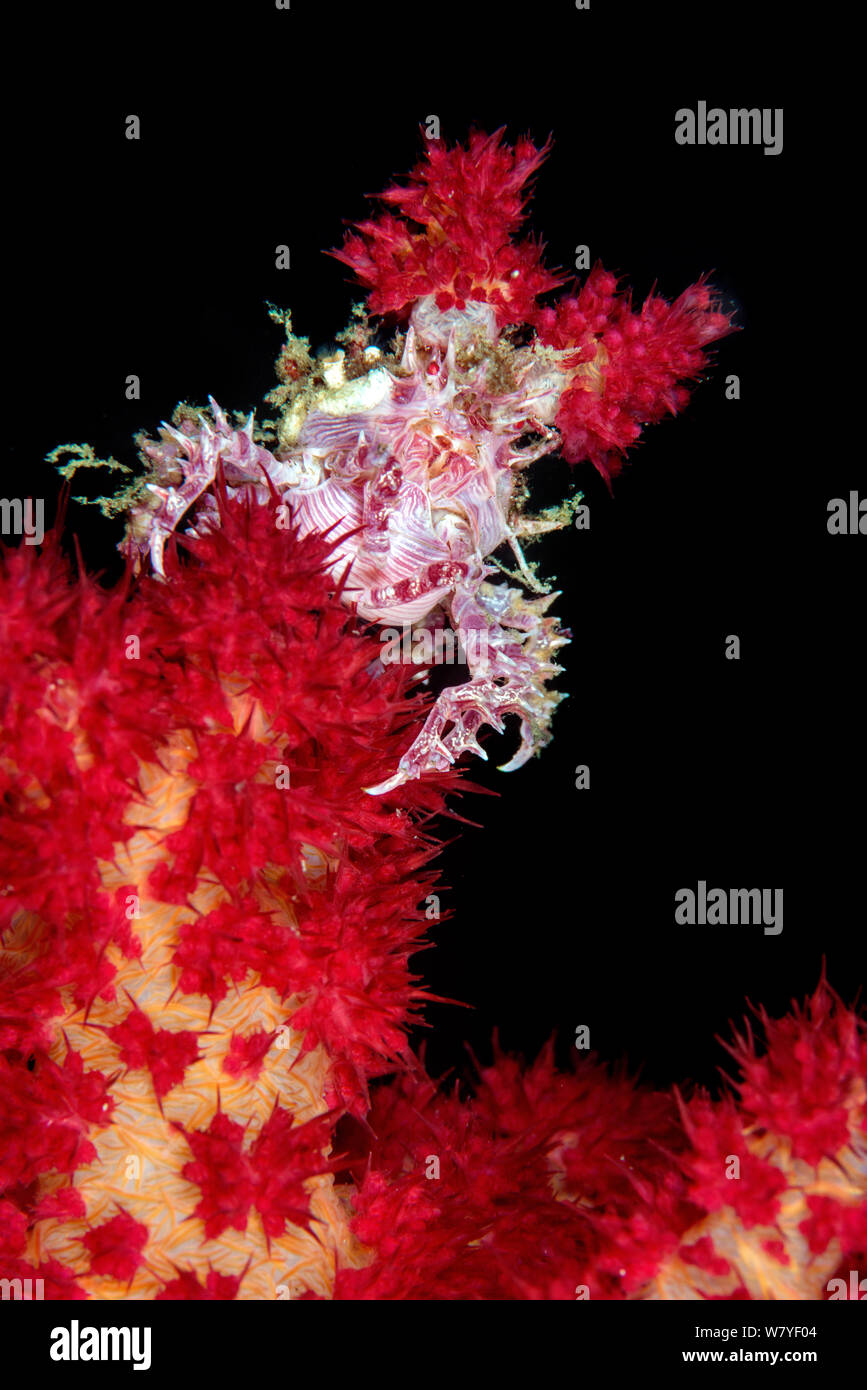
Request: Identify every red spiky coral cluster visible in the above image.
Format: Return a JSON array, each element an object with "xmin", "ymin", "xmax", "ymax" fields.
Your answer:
[
  {"xmin": 2, "ymin": 504, "xmax": 864, "ymax": 1300},
  {"xmin": 0, "ymin": 495, "xmax": 454, "ymax": 1101},
  {"xmin": 332, "ymin": 982, "xmax": 866, "ymax": 1300},
  {"xmin": 0, "ymin": 491, "xmax": 462, "ymax": 1296},
  {"xmin": 534, "ymin": 268, "xmax": 733, "ymax": 483},
  {"xmin": 178, "ymin": 1105, "xmax": 337, "ymax": 1241},
  {"xmin": 725, "ymin": 980, "xmax": 862, "ymax": 1169},
  {"xmin": 331, "ymin": 127, "xmax": 564, "ymax": 325}
]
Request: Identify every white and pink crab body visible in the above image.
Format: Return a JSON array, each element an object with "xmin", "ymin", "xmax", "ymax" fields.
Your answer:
[
  {"xmin": 125, "ymin": 296, "xmax": 580, "ymax": 794},
  {"xmin": 74, "ymin": 130, "xmax": 731, "ymax": 795}
]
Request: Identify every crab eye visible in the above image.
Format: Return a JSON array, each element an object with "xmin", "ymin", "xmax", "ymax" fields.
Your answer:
[{"xmin": 426, "ymin": 360, "xmax": 440, "ymax": 376}]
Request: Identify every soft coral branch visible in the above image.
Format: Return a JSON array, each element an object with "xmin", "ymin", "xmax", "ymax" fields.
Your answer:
[
  {"xmin": 334, "ymin": 982, "xmax": 867, "ymax": 1300},
  {"xmin": 534, "ymin": 267, "xmax": 735, "ymax": 484},
  {"xmin": 329, "ymin": 126, "xmax": 565, "ymax": 324}
]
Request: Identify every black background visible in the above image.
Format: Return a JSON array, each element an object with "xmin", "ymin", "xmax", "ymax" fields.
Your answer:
[{"xmin": 4, "ymin": 3, "xmax": 860, "ymax": 1103}]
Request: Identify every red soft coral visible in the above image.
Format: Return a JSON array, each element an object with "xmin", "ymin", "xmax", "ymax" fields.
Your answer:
[
  {"xmin": 535, "ymin": 267, "xmax": 734, "ymax": 484},
  {"xmin": 725, "ymin": 978, "xmax": 865, "ymax": 1167},
  {"xmin": 330, "ymin": 127, "xmax": 564, "ymax": 325},
  {"xmin": 81, "ymin": 1210, "xmax": 149, "ymax": 1283},
  {"xmin": 333, "ymin": 985, "xmax": 866, "ymax": 1300},
  {"xmin": 105, "ymin": 998, "xmax": 199, "ymax": 1101}
]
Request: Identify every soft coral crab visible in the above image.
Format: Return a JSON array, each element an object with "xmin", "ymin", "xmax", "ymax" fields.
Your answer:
[{"xmin": 64, "ymin": 129, "xmax": 734, "ymax": 795}]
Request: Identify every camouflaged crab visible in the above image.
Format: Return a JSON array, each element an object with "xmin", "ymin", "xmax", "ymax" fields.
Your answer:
[{"xmin": 63, "ymin": 128, "xmax": 733, "ymax": 795}]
